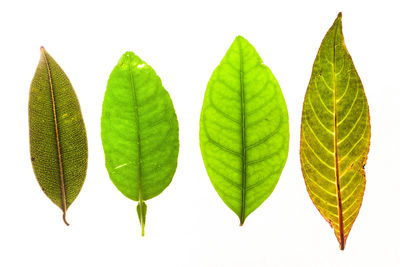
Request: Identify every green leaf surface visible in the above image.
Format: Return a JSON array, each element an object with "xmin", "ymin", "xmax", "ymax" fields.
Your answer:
[
  {"xmin": 101, "ymin": 52, "xmax": 179, "ymax": 236},
  {"xmin": 29, "ymin": 47, "xmax": 88, "ymax": 225},
  {"xmin": 300, "ymin": 13, "xmax": 371, "ymax": 250},
  {"xmin": 200, "ymin": 36, "xmax": 289, "ymax": 225}
]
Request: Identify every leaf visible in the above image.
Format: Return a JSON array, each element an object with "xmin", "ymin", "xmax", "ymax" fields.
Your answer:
[
  {"xmin": 300, "ymin": 13, "xmax": 371, "ymax": 250},
  {"xmin": 29, "ymin": 47, "xmax": 88, "ymax": 225},
  {"xmin": 101, "ymin": 52, "xmax": 179, "ymax": 236},
  {"xmin": 199, "ymin": 36, "xmax": 289, "ymax": 225}
]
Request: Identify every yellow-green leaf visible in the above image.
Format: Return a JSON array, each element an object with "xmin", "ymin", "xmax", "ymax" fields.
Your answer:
[
  {"xmin": 300, "ymin": 13, "xmax": 371, "ymax": 250},
  {"xmin": 29, "ymin": 47, "xmax": 88, "ymax": 225},
  {"xmin": 200, "ymin": 36, "xmax": 289, "ymax": 225}
]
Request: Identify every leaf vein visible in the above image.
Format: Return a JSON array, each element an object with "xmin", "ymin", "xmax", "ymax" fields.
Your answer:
[
  {"xmin": 306, "ymin": 172, "xmax": 337, "ymax": 196},
  {"xmin": 320, "ymin": 75, "xmax": 334, "ymax": 91},
  {"xmin": 303, "ymin": 137, "xmax": 335, "ymax": 170},
  {"xmin": 342, "ymin": 182, "xmax": 362, "ymax": 205},
  {"xmin": 302, "ymin": 154, "xmax": 335, "ymax": 185},
  {"xmin": 338, "ymin": 125, "xmax": 369, "ymax": 163},
  {"xmin": 337, "ymin": 87, "xmax": 359, "ymax": 126},
  {"xmin": 336, "ymin": 73, "xmax": 351, "ymax": 102},
  {"xmin": 308, "ymin": 97, "xmax": 335, "ymax": 135},
  {"xmin": 206, "ymin": 164, "xmax": 241, "ymax": 190},
  {"xmin": 246, "ymin": 115, "xmax": 282, "ymax": 150},
  {"xmin": 246, "ymin": 170, "xmax": 278, "ymax": 191},
  {"xmin": 304, "ymin": 119, "xmax": 334, "ymax": 154},
  {"xmin": 307, "ymin": 187, "xmax": 338, "ymax": 210},
  {"xmin": 340, "ymin": 171, "xmax": 358, "ymax": 191},
  {"xmin": 338, "ymin": 104, "xmax": 365, "ymax": 145},
  {"xmin": 314, "ymin": 80, "xmax": 334, "ymax": 115},
  {"xmin": 247, "ymin": 150, "xmax": 280, "ymax": 165},
  {"xmin": 208, "ymin": 95, "xmax": 241, "ymax": 125}
]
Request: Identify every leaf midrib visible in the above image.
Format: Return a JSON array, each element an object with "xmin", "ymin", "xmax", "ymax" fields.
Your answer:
[
  {"xmin": 128, "ymin": 65, "xmax": 143, "ymax": 198},
  {"xmin": 42, "ymin": 49, "xmax": 69, "ymax": 226},
  {"xmin": 127, "ymin": 60, "xmax": 145, "ymax": 235},
  {"xmin": 332, "ymin": 21, "xmax": 345, "ymax": 249},
  {"xmin": 239, "ymin": 40, "xmax": 247, "ymax": 225}
]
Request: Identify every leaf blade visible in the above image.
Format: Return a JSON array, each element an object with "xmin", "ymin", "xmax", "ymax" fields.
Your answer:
[
  {"xmin": 101, "ymin": 52, "xmax": 179, "ymax": 235},
  {"xmin": 200, "ymin": 36, "xmax": 289, "ymax": 224},
  {"xmin": 300, "ymin": 13, "xmax": 371, "ymax": 249},
  {"xmin": 29, "ymin": 47, "xmax": 88, "ymax": 225}
]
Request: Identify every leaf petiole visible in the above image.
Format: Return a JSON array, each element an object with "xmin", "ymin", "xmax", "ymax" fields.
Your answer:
[{"xmin": 137, "ymin": 201, "xmax": 147, "ymax": 236}]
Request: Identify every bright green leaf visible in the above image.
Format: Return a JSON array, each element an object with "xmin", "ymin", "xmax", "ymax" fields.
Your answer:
[
  {"xmin": 29, "ymin": 47, "xmax": 88, "ymax": 225},
  {"xmin": 200, "ymin": 36, "xmax": 289, "ymax": 225},
  {"xmin": 300, "ymin": 13, "xmax": 371, "ymax": 250},
  {"xmin": 101, "ymin": 52, "xmax": 179, "ymax": 236}
]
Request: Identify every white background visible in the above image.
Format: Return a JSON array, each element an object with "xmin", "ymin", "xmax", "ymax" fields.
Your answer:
[{"xmin": 0, "ymin": 0, "xmax": 399, "ymax": 266}]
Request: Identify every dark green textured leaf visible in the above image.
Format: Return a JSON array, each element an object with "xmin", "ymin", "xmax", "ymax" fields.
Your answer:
[
  {"xmin": 29, "ymin": 47, "xmax": 88, "ymax": 225},
  {"xmin": 199, "ymin": 36, "xmax": 289, "ymax": 225},
  {"xmin": 300, "ymin": 13, "xmax": 371, "ymax": 250},
  {"xmin": 101, "ymin": 52, "xmax": 179, "ymax": 236}
]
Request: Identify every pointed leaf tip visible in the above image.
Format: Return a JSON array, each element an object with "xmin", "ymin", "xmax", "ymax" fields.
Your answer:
[
  {"xmin": 234, "ymin": 35, "xmax": 248, "ymax": 45},
  {"xmin": 40, "ymin": 46, "xmax": 46, "ymax": 55},
  {"xmin": 335, "ymin": 12, "xmax": 342, "ymax": 25}
]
